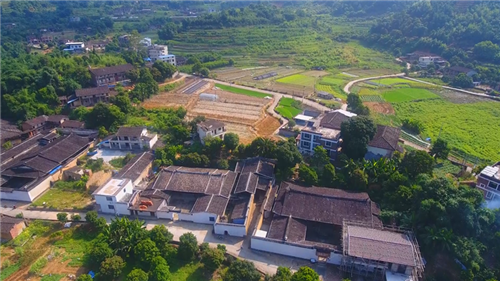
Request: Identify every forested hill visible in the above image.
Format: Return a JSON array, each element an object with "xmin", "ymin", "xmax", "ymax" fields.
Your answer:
[{"xmin": 368, "ymin": 1, "xmax": 500, "ymax": 57}]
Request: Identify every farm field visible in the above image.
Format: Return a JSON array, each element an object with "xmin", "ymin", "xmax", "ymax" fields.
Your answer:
[
  {"xmin": 360, "ymin": 95, "xmax": 384, "ymax": 102},
  {"xmin": 392, "ymin": 99, "xmax": 500, "ymax": 161},
  {"xmin": 382, "ymin": 88, "xmax": 440, "ymax": 102},
  {"xmin": 214, "ymin": 83, "xmax": 272, "ymax": 98},
  {"xmin": 276, "ymin": 74, "xmax": 316, "ymax": 87},
  {"xmin": 275, "ymin": 97, "xmax": 303, "ymax": 119}
]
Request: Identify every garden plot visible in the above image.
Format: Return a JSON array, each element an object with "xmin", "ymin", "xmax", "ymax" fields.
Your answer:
[
  {"xmin": 364, "ymin": 102, "xmax": 395, "ymax": 115},
  {"xmin": 435, "ymin": 89, "xmax": 494, "ymax": 104},
  {"xmin": 142, "ymin": 78, "xmax": 200, "ymax": 109},
  {"xmin": 191, "ymin": 101, "xmax": 263, "ymax": 124}
]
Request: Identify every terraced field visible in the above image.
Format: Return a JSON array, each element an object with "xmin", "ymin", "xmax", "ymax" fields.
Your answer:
[
  {"xmin": 276, "ymin": 74, "xmax": 316, "ymax": 87},
  {"xmin": 382, "ymin": 88, "xmax": 440, "ymax": 102}
]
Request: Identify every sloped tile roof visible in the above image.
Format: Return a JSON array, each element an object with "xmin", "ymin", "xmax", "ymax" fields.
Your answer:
[
  {"xmin": 367, "ymin": 125, "xmax": 402, "ymax": 152},
  {"xmin": 89, "ymin": 64, "xmax": 134, "ymax": 76}
]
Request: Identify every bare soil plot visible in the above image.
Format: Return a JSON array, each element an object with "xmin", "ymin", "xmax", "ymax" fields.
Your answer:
[
  {"xmin": 142, "ymin": 77, "xmax": 201, "ymax": 109},
  {"xmin": 223, "ymin": 122, "xmax": 256, "ymax": 144},
  {"xmin": 364, "ymin": 102, "xmax": 395, "ymax": 114},
  {"xmin": 255, "ymin": 115, "xmax": 282, "ymax": 137},
  {"xmin": 271, "ymin": 82, "xmax": 314, "ymax": 97}
]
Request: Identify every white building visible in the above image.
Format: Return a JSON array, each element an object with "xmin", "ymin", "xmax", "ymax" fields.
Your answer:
[
  {"xmin": 197, "ymin": 120, "xmax": 226, "ymax": 145},
  {"xmin": 109, "ymin": 127, "xmax": 158, "ymax": 150},
  {"xmin": 158, "ymin": 55, "xmax": 176, "ymax": 66},
  {"xmin": 148, "ymin": 44, "xmax": 168, "ymax": 61},
  {"xmin": 297, "ymin": 110, "xmax": 356, "ymax": 161},
  {"xmin": 140, "ymin": 37, "xmax": 152, "ymax": 47},
  {"xmin": 418, "ymin": 56, "xmax": 447, "ymax": 68},
  {"xmin": 64, "ymin": 42, "xmax": 85, "ymax": 52},
  {"xmin": 93, "ymin": 178, "xmax": 134, "ymax": 215}
]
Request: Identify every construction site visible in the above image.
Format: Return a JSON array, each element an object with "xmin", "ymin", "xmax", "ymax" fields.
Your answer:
[{"xmin": 142, "ymin": 76, "xmax": 281, "ymax": 144}]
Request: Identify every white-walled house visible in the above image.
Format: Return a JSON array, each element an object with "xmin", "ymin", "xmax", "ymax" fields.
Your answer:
[
  {"xmin": 197, "ymin": 120, "xmax": 226, "ymax": 145},
  {"xmin": 109, "ymin": 127, "xmax": 158, "ymax": 150},
  {"xmin": 64, "ymin": 42, "xmax": 85, "ymax": 52},
  {"xmin": 93, "ymin": 178, "xmax": 134, "ymax": 215}
]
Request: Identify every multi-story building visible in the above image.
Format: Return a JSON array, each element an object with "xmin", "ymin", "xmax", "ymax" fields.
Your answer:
[
  {"xmin": 477, "ymin": 163, "xmax": 500, "ymax": 203},
  {"xmin": 197, "ymin": 120, "xmax": 226, "ymax": 145},
  {"xmin": 73, "ymin": 86, "xmax": 114, "ymax": 107},
  {"xmin": 297, "ymin": 110, "xmax": 357, "ymax": 161},
  {"xmin": 148, "ymin": 44, "xmax": 176, "ymax": 65},
  {"xmin": 89, "ymin": 64, "xmax": 134, "ymax": 86},
  {"xmin": 63, "ymin": 42, "xmax": 85, "ymax": 52},
  {"xmin": 93, "ymin": 178, "xmax": 134, "ymax": 215},
  {"xmin": 108, "ymin": 127, "xmax": 158, "ymax": 150}
]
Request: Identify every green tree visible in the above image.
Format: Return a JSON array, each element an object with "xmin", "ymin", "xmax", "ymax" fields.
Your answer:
[
  {"xmin": 299, "ymin": 164, "xmax": 318, "ymax": 185},
  {"xmin": 2, "ymin": 141, "xmax": 13, "ymax": 151},
  {"xmin": 76, "ymin": 274, "xmax": 93, "ymax": 281},
  {"xmin": 149, "ymin": 256, "xmax": 171, "ymax": 281},
  {"xmin": 105, "ymin": 217, "xmax": 148, "ymax": 257},
  {"xmin": 178, "ymin": 232, "xmax": 198, "ymax": 260},
  {"xmin": 71, "ymin": 214, "xmax": 81, "ymax": 221},
  {"xmin": 430, "ymin": 138, "xmax": 450, "ymax": 159},
  {"xmin": 86, "ymin": 103, "xmax": 126, "ymax": 130},
  {"xmin": 340, "ymin": 116, "xmax": 376, "ymax": 160},
  {"xmin": 112, "ymin": 93, "xmax": 133, "ymax": 114},
  {"xmin": 224, "ymin": 132, "xmax": 239, "ymax": 151},
  {"xmin": 452, "ymin": 73, "xmax": 473, "ymax": 88},
  {"xmin": 70, "ymin": 106, "xmax": 90, "ymax": 121},
  {"xmin": 474, "ymin": 41, "xmax": 500, "ymax": 61},
  {"xmin": 149, "ymin": 225, "xmax": 174, "ymax": 249},
  {"xmin": 57, "ymin": 212, "xmax": 68, "ymax": 223},
  {"xmin": 126, "ymin": 269, "xmax": 149, "ymax": 281},
  {"xmin": 99, "ymin": 256, "xmax": 125, "ymax": 281},
  {"xmin": 201, "ymin": 247, "xmax": 225, "ymax": 272},
  {"xmin": 400, "ymin": 150, "xmax": 434, "ymax": 179},
  {"xmin": 217, "ymin": 159, "xmax": 229, "ymax": 169},
  {"xmin": 199, "ymin": 67, "xmax": 210, "ymax": 77},
  {"xmin": 224, "ymin": 259, "xmax": 261, "ymax": 281},
  {"xmin": 321, "ymin": 163, "xmax": 336, "ymax": 188},
  {"xmin": 272, "ymin": 266, "xmax": 292, "ymax": 281},
  {"xmin": 204, "ymin": 136, "xmax": 224, "ymax": 158},
  {"xmin": 348, "ymin": 168, "xmax": 368, "ymax": 191},
  {"xmin": 133, "ymin": 238, "xmax": 160, "ymax": 269},
  {"xmin": 291, "ymin": 266, "xmax": 319, "ymax": 281},
  {"xmin": 275, "ymin": 139, "xmax": 303, "ymax": 180},
  {"xmin": 87, "ymin": 242, "xmax": 113, "ymax": 269},
  {"xmin": 311, "ymin": 146, "xmax": 329, "ymax": 171},
  {"xmin": 158, "ymin": 22, "xmax": 178, "ymax": 40},
  {"xmin": 98, "ymin": 126, "xmax": 109, "ymax": 139},
  {"xmin": 153, "ymin": 61, "xmax": 176, "ymax": 80},
  {"xmin": 192, "ymin": 62, "xmax": 202, "ymax": 74}
]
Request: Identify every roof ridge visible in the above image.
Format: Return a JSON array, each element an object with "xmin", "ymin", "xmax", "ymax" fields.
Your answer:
[
  {"xmin": 120, "ymin": 152, "xmax": 145, "ymax": 177},
  {"xmin": 350, "ymin": 233, "xmax": 412, "ymax": 247},
  {"xmin": 205, "ymin": 194, "xmax": 214, "ymax": 212}
]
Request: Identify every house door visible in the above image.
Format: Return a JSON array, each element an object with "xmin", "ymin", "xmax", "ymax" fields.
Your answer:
[{"xmin": 172, "ymin": 213, "xmax": 179, "ymax": 221}]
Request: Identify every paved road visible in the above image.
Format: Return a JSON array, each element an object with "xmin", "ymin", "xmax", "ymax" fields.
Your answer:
[
  {"xmin": 343, "ymin": 73, "xmax": 405, "ymax": 94},
  {"xmin": 0, "ymin": 205, "xmax": 316, "ymax": 275}
]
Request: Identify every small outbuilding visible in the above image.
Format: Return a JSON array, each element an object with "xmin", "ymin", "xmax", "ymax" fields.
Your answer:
[
  {"xmin": 199, "ymin": 93, "xmax": 218, "ymax": 101},
  {"xmin": 1, "ymin": 215, "xmax": 26, "ymax": 241}
]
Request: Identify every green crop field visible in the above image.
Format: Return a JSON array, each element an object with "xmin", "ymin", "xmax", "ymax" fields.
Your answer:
[
  {"xmin": 275, "ymin": 97, "xmax": 303, "ymax": 119},
  {"xmin": 316, "ymin": 84, "xmax": 346, "ymax": 99},
  {"xmin": 360, "ymin": 95, "xmax": 384, "ymax": 102},
  {"xmin": 382, "ymin": 88, "xmax": 440, "ymax": 102},
  {"xmin": 393, "ymin": 100, "xmax": 500, "ymax": 161},
  {"xmin": 372, "ymin": 78, "xmax": 417, "ymax": 85},
  {"xmin": 215, "ymin": 83, "xmax": 272, "ymax": 98},
  {"xmin": 276, "ymin": 74, "xmax": 316, "ymax": 87}
]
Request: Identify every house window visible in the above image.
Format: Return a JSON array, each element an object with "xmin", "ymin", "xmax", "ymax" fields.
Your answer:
[
  {"xmin": 313, "ymin": 135, "xmax": 321, "ymax": 143},
  {"xmin": 486, "ymin": 192, "xmax": 493, "ymax": 199},
  {"xmin": 106, "ymin": 196, "xmax": 113, "ymax": 201},
  {"xmin": 325, "ymin": 141, "xmax": 332, "ymax": 147},
  {"xmin": 302, "ymin": 133, "xmax": 311, "ymax": 140},
  {"xmin": 301, "ymin": 141, "xmax": 311, "ymax": 148},
  {"xmin": 479, "ymin": 183, "xmax": 485, "ymax": 188},
  {"xmin": 209, "ymin": 217, "xmax": 215, "ymax": 222},
  {"xmin": 108, "ymin": 205, "xmax": 115, "ymax": 210},
  {"xmin": 488, "ymin": 181, "xmax": 499, "ymax": 190}
]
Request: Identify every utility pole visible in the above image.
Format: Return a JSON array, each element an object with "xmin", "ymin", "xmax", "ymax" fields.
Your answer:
[{"xmin": 437, "ymin": 123, "xmax": 444, "ymax": 139}]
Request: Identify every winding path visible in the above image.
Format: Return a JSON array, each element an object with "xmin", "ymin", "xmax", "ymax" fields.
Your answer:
[{"xmin": 343, "ymin": 73, "xmax": 405, "ymax": 94}]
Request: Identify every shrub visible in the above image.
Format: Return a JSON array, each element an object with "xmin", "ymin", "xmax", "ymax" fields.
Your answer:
[
  {"xmin": 71, "ymin": 214, "xmax": 81, "ymax": 221},
  {"xmin": 57, "ymin": 212, "xmax": 68, "ymax": 223},
  {"xmin": 178, "ymin": 232, "xmax": 198, "ymax": 260},
  {"xmin": 29, "ymin": 257, "xmax": 48, "ymax": 274},
  {"xmin": 15, "ymin": 213, "xmax": 23, "ymax": 218}
]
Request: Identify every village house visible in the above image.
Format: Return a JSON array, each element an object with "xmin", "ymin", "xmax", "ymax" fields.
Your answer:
[
  {"xmin": 251, "ymin": 182, "xmax": 381, "ymax": 263},
  {"xmin": 1, "ymin": 133, "xmax": 91, "ymax": 202},
  {"xmin": 115, "ymin": 152, "xmax": 155, "ymax": 188},
  {"xmin": 89, "ymin": 64, "xmax": 134, "ymax": 86},
  {"xmin": 63, "ymin": 42, "xmax": 85, "ymax": 53},
  {"xmin": 341, "ymin": 221, "xmax": 425, "ymax": 281},
  {"xmin": 20, "ymin": 115, "xmax": 85, "ymax": 137},
  {"xmin": 444, "ymin": 66, "xmax": 477, "ymax": 78},
  {"xmin": 197, "ymin": 120, "xmax": 226, "ymax": 145},
  {"xmin": 476, "ymin": 162, "xmax": 500, "ymax": 204},
  {"xmin": 418, "ymin": 56, "xmax": 447, "ymax": 68},
  {"xmin": 60, "ymin": 120, "xmax": 85, "ymax": 129},
  {"xmin": 140, "ymin": 37, "xmax": 152, "ymax": 47},
  {"xmin": 72, "ymin": 86, "xmax": 114, "ymax": 107},
  {"xmin": 93, "ymin": 178, "xmax": 135, "ymax": 215},
  {"xmin": 148, "ymin": 44, "xmax": 176, "ymax": 65},
  {"xmin": 21, "ymin": 115, "xmax": 49, "ymax": 137},
  {"xmin": 1, "ymin": 119, "xmax": 24, "ymax": 146},
  {"xmin": 297, "ymin": 110, "xmax": 357, "ymax": 161},
  {"xmin": 108, "ymin": 127, "xmax": 158, "ymax": 150},
  {"xmin": 0, "ymin": 215, "xmax": 26, "ymax": 241},
  {"xmin": 365, "ymin": 125, "xmax": 403, "ymax": 160},
  {"xmin": 85, "ymin": 40, "xmax": 108, "ymax": 52},
  {"xmin": 316, "ymin": 91, "xmax": 333, "ymax": 100}
]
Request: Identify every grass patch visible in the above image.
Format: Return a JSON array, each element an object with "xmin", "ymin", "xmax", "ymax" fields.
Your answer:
[
  {"xmin": 215, "ymin": 83, "xmax": 272, "ymax": 98},
  {"xmin": 434, "ymin": 159, "xmax": 462, "ymax": 178},
  {"xmin": 316, "ymin": 84, "xmax": 346, "ymax": 100},
  {"xmin": 276, "ymin": 74, "xmax": 316, "ymax": 87},
  {"xmin": 360, "ymin": 95, "xmax": 384, "ymax": 102},
  {"xmin": 29, "ymin": 257, "xmax": 48, "ymax": 274},
  {"xmin": 393, "ymin": 100, "xmax": 500, "ymax": 161},
  {"xmin": 53, "ymin": 225, "xmax": 97, "ymax": 267},
  {"xmin": 275, "ymin": 97, "xmax": 303, "ymax": 119},
  {"xmin": 382, "ymin": 88, "xmax": 440, "ymax": 102},
  {"xmin": 31, "ymin": 183, "xmax": 92, "ymax": 210},
  {"xmin": 0, "ymin": 262, "xmax": 20, "ymax": 279},
  {"xmin": 170, "ymin": 259, "xmax": 207, "ymax": 281},
  {"xmin": 40, "ymin": 274, "xmax": 66, "ymax": 281},
  {"xmin": 372, "ymin": 78, "xmax": 419, "ymax": 86},
  {"xmin": 109, "ymin": 153, "xmax": 134, "ymax": 169}
]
